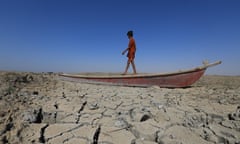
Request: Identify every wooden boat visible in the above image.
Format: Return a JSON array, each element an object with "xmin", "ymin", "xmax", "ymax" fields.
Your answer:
[{"xmin": 59, "ymin": 61, "xmax": 221, "ymax": 88}]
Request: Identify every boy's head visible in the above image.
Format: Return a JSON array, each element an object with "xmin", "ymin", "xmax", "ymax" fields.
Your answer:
[{"xmin": 127, "ymin": 30, "xmax": 133, "ymax": 37}]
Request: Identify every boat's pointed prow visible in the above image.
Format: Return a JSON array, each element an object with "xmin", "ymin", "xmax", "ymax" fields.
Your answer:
[{"xmin": 200, "ymin": 60, "xmax": 222, "ymax": 69}]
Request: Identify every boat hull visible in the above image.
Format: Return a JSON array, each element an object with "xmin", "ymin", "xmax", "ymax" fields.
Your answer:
[
  {"xmin": 60, "ymin": 69, "xmax": 205, "ymax": 88},
  {"xmin": 59, "ymin": 61, "xmax": 221, "ymax": 88}
]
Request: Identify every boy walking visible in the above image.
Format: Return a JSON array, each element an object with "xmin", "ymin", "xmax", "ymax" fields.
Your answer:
[{"xmin": 122, "ymin": 30, "xmax": 137, "ymax": 75}]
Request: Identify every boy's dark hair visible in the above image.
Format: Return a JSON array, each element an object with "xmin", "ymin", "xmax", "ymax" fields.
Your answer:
[{"xmin": 127, "ymin": 30, "xmax": 133, "ymax": 36}]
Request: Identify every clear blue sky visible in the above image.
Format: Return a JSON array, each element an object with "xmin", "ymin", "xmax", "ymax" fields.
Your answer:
[{"xmin": 0, "ymin": 0, "xmax": 239, "ymax": 75}]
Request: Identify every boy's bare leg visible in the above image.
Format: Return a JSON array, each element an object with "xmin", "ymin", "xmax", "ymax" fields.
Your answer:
[
  {"xmin": 131, "ymin": 60, "xmax": 137, "ymax": 74},
  {"xmin": 123, "ymin": 61, "xmax": 130, "ymax": 75}
]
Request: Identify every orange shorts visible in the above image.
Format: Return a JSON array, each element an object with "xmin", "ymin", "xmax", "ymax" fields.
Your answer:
[{"xmin": 127, "ymin": 52, "xmax": 135, "ymax": 61}]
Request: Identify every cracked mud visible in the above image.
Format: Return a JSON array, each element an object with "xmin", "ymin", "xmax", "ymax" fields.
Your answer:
[{"xmin": 0, "ymin": 72, "xmax": 240, "ymax": 144}]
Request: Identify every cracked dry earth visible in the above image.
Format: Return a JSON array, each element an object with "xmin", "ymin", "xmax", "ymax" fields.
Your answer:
[{"xmin": 0, "ymin": 72, "xmax": 240, "ymax": 144}]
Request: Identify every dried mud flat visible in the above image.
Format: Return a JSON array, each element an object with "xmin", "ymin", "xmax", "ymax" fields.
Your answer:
[{"xmin": 0, "ymin": 72, "xmax": 239, "ymax": 144}]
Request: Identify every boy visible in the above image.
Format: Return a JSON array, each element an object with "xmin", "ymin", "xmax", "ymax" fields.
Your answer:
[{"xmin": 122, "ymin": 30, "xmax": 137, "ymax": 75}]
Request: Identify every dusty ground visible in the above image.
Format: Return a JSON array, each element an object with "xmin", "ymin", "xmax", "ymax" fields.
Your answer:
[{"xmin": 0, "ymin": 72, "xmax": 239, "ymax": 144}]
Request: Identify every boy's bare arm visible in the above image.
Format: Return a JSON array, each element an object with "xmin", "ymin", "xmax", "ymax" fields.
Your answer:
[{"xmin": 122, "ymin": 48, "xmax": 129, "ymax": 55}]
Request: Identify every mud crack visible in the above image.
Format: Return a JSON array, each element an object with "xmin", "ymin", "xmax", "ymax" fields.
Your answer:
[
  {"xmin": 93, "ymin": 125, "xmax": 101, "ymax": 144},
  {"xmin": 39, "ymin": 124, "xmax": 49, "ymax": 143},
  {"xmin": 76, "ymin": 101, "xmax": 87, "ymax": 124}
]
